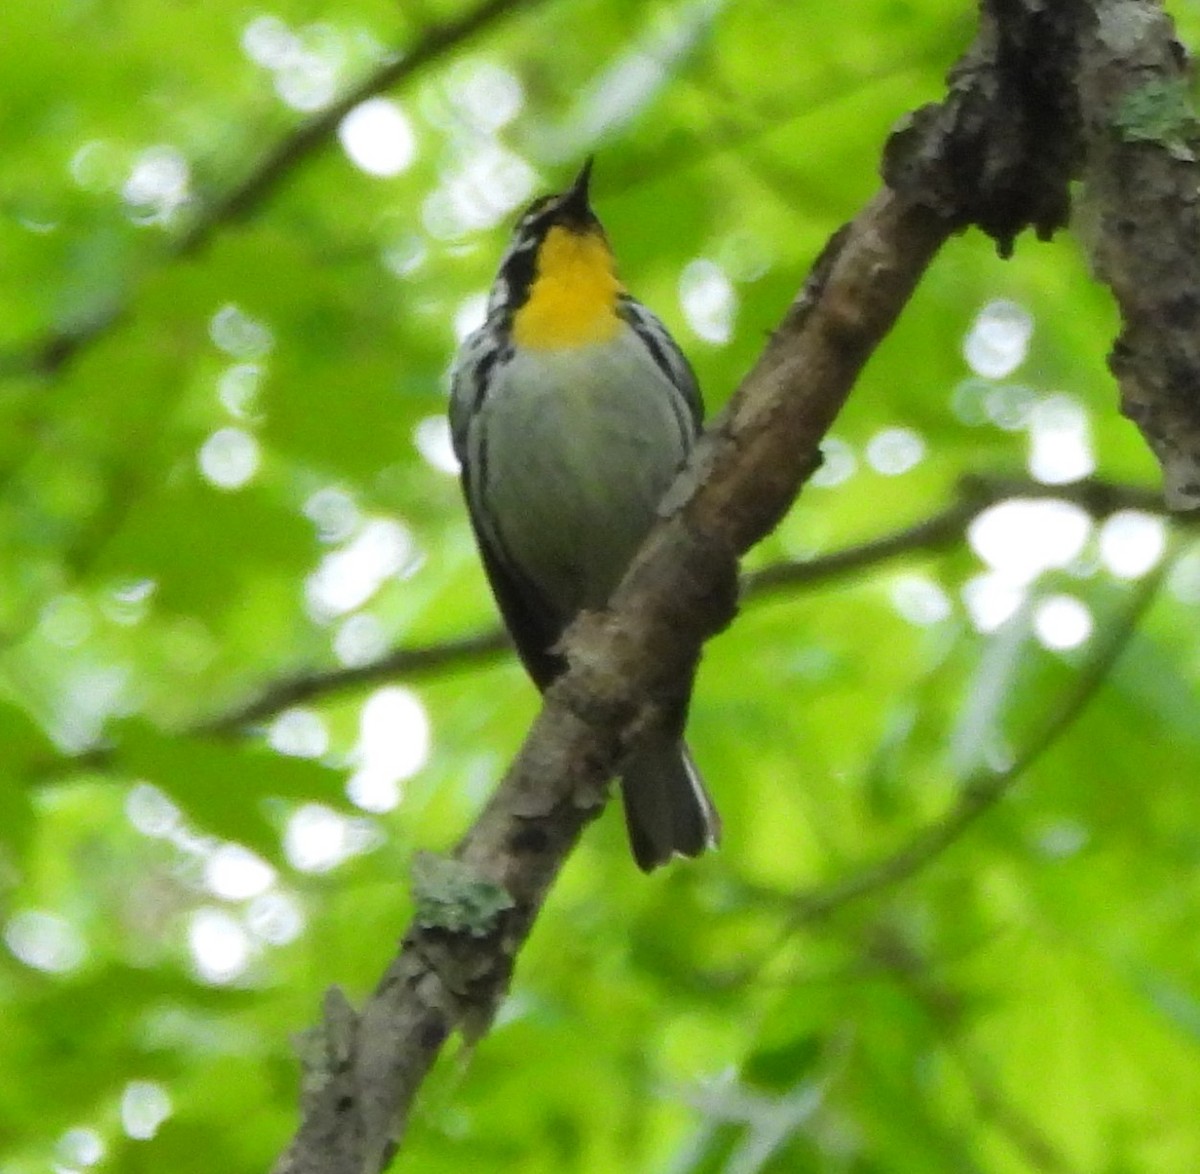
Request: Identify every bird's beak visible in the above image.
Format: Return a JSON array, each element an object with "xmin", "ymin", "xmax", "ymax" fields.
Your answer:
[{"xmin": 560, "ymin": 156, "xmax": 594, "ymax": 219}]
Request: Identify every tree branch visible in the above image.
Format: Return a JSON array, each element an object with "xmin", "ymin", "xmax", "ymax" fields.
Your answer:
[
  {"xmin": 779, "ymin": 552, "xmax": 1166, "ymax": 929},
  {"xmin": 199, "ymin": 474, "xmax": 1168, "ymax": 733},
  {"xmin": 274, "ymin": 3, "xmax": 1189, "ymax": 1168},
  {"xmin": 269, "ymin": 2, "xmax": 1080, "ymax": 1158},
  {"xmin": 273, "ymin": 194, "xmax": 953, "ymax": 1173},
  {"xmin": 0, "ymin": 0, "xmax": 543, "ymax": 380},
  {"xmin": 1070, "ymin": 1, "xmax": 1200, "ymax": 507}
]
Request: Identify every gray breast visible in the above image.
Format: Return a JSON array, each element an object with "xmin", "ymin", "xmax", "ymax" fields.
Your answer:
[{"xmin": 476, "ymin": 327, "xmax": 695, "ymax": 615}]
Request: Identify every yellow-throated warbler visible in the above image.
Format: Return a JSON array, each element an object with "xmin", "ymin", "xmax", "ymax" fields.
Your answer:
[{"xmin": 449, "ymin": 159, "xmax": 720, "ymax": 870}]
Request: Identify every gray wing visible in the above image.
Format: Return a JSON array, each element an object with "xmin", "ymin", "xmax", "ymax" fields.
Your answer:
[
  {"xmin": 617, "ymin": 295, "xmax": 704, "ymax": 431},
  {"xmin": 449, "ymin": 327, "xmax": 566, "ymax": 690},
  {"xmin": 448, "ymin": 326, "xmax": 498, "ymax": 462}
]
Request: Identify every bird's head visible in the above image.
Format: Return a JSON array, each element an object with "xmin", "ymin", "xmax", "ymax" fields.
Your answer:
[{"xmin": 492, "ymin": 159, "xmax": 624, "ymax": 349}]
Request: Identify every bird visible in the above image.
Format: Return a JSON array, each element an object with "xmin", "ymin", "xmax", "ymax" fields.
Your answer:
[{"xmin": 448, "ymin": 158, "xmax": 720, "ymax": 871}]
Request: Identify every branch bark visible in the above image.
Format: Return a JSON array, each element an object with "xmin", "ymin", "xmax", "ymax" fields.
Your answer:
[
  {"xmin": 273, "ymin": 193, "xmax": 953, "ymax": 1174},
  {"xmin": 1071, "ymin": 2, "xmax": 1200, "ymax": 507},
  {"xmin": 271, "ymin": 7, "xmax": 1065, "ymax": 1167},
  {"xmin": 275, "ymin": 2, "xmax": 1198, "ymax": 1170}
]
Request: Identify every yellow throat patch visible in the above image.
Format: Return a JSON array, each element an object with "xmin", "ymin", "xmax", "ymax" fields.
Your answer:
[{"xmin": 512, "ymin": 225, "xmax": 623, "ymax": 349}]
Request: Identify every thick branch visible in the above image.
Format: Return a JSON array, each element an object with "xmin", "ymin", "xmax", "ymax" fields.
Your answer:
[
  {"xmin": 271, "ymin": 108, "xmax": 977, "ymax": 1174},
  {"xmin": 889, "ymin": 0, "xmax": 1200, "ymax": 506},
  {"xmin": 1071, "ymin": 1, "xmax": 1200, "ymax": 507},
  {"xmin": 273, "ymin": 5, "xmax": 1153, "ymax": 1168}
]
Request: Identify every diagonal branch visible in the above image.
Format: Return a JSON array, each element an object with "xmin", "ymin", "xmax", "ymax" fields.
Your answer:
[
  {"xmin": 272, "ymin": 184, "xmax": 955, "ymax": 1174},
  {"xmin": 273, "ymin": 3, "xmax": 1190, "ymax": 1168},
  {"xmin": 176, "ymin": 0, "xmax": 543, "ymax": 253},
  {"xmin": 0, "ymin": 0, "xmax": 545, "ymax": 380},
  {"xmin": 270, "ymin": 0, "xmax": 1076, "ymax": 1150}
]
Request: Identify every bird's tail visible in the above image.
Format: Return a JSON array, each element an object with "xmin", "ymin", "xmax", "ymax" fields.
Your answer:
[{"xmin": 620, "ymin": 739, "xmax": 720, "ymax": 872}]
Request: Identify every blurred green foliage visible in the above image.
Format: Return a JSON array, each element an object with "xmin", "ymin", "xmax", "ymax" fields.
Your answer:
[{"xmin": 4, "ymin": 1, "xmax": 1200, "ymax": 1171}]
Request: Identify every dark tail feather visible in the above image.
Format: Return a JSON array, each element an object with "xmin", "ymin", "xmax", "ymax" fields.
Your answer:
[{"xmin": 620, "ymin": 740, "xmax": 720, "ymax": 872}]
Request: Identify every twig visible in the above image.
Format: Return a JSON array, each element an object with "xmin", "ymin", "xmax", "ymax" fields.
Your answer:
[
  {"xmin": 0, "ymin": 0, "xmax": 544, "ymax": 380},
  {"xmin": 196, "ymin": 630, "xmax": 511, "ymax": 733},
  {"xmin": 783, "ymin": 552, "xmax": 1168, "ymax": 928},
  {"xmin": 869, "ymin": 929, "xmax": 1080, "ymax": 1174},
  {"xmin": 193, "ymin": 474, "xmax": 1167, "ymax": 734}
]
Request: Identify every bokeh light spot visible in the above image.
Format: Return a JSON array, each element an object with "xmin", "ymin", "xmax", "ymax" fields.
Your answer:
[
  {"xmin": 122, "ymin": 145, "xmax": 190, "ymax": 224},
  {"xmin": 1036, "ymin": 819, "xmax": 1090, "ymax": 858},
  {"xmin": 204, "ymin": 843, "xmax": 276, "ymax": 901},
  {"xmin": 305, "ymin": 518, "xmax": 418, "ymax": 620},
  {"xmin": 198, "ymin": 427, "xmax": 261, "ymax": 491},
  {"xmin": 209, "ymin": 304, "xmax": 274, "ymax": 359},
  {"xmin": 414, "ymin": 415, "xmax": 459, "ymax": 474},
  {"xmin": 333, "ymin": 612, "xmax": 388, "ymax": 667},
  {"xmin": 962, "ymin": 572, "xmax": 1027, "ymax": 633},
  {"xmin": 679, "ymin": 259, "xmax": 735, "ymax": 344},
  {"xmin": 121, "ymin": 1081, "xmax": 172, "ymax": 1140},
  {"xmin": 950, "ymin": 377, "xmax": 990, "ymax": 426},
  {"xmin": 1028, "ymin": 394, "xmax": 1095, "ymax": 484},
  {"xmin": 304, "ymin": 486, "xmax": 360, "ymax": 544},
  {"xmin": 103, "ymin": 577, "xmax": 156, "ymax": 626},
  {"xmin": 986, "ymin": 382, "xmax": 1038, "ymax": 431},
  {"xmin": 5, "ymin": 910, "xmax": 86, "ymax": 974},
  {"xmin": 964, "ymin": 299, "xmax": 1034, "ymax": 378},
  {"xmin": 346, "ymin": 687, "xmax": 431, "ymax": 813},
  {"xmin": 866, "ymin": 426, "xmax": 926, "ymax": 476},
  {"xmin": 968, "ymin": 499, "xmax": 1092, "ymax": 584},
  {"xmin": 338, "ymin": 98, "xmax": 416, "ymax": 177},
  {"xmin": 1034, "ymin": 593, "xmax": 1094, "ymax": 650},
  {"xmin": 241, "ymin": 15, "xmax": 296, "ymax": 68},
  {"xmin": 421, "ymin": 147, "xmax": 537, "ymax": 238},
  {"xmin": 454, "ymin": 293, "xmax": 489, "ymax": 342},
  {"xmin": 217, "ymin": 362, "xmax": 263, "ymax": 419},
  {"xmin": 188, "ymin": 908, "xmax": 251, "ymax": 984},
  {"xmin": 268, "ymin": 708, "xmax": 330, "ymax": 759},
  {"xmin": 57, "ymin": 1126, "xmax": 105, "ymax": 1168},
  {"xmin": 284, "ymin": 804, "xmax": 380, "ymax": 873},
  {"xmin": 126, "ymin": 782, "xmax": 181, "ymax": 838},
  {"xmin": 245, "ymin": 890, "xmax": 305, "ymax": 946},
  {"xmin": 274, "ymin": 49, "xmax": 337, "ymax": 113},
  {"xmin": 1098, "ymin": 510, "xmax": 1167, "ymax": 580},
  {"xmin": 890, "ymin": 574, "xmax": 952, "ymax": 626},
  {"xmin": 447, "ymin": 60, "xmax": 524, "ymax": 131},
  {"xmin": 1168, "ymin": 549, "xmax": 1200, "ymax": 603},
  {"xmin": 810, "ymin": 437, "xmax": 856, "ymax": 488}
]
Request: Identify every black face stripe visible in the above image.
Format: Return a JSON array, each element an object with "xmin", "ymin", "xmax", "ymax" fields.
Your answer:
[
  {"xmin": 493, "ymin": 189, "xmax": 604, "ymax": 319},
  {"xmin": 496, "ymin": 237, "xmax": 539, "ymax": 320}
]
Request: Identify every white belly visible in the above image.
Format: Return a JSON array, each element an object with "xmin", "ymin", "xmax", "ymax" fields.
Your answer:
[{"xmin": 478, "ymin": 334, "xmax": 693, "ymax": 615}]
